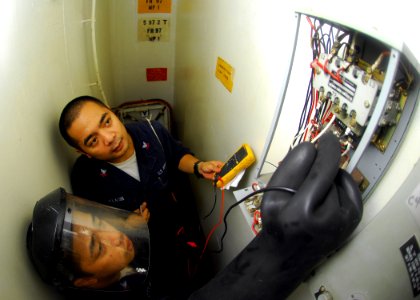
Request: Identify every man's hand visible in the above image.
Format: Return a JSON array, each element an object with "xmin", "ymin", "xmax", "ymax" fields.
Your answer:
[
  {"xmin": 127, "ymin": 202, "xmax": 150, "ymax": 228},
  {"xmin": 262, "ymin": 132, "xmax": 363, "ymax": 243},
  {"xmin": 178, "ymin": 154, "xmax": 223, "ymax": 181},
  {"xmin": 198, "ymin": 160, "xmax": 224, "ymax": 180}
]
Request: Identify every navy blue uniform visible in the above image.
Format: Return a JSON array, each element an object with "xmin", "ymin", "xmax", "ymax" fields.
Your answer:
[
  {"xmin": 71, "ymin": 120, "xmax": 200, "ymax": 299},
  {"xmin": 71, "ymin": 120, "xmax": 192, "ymax": 210}
]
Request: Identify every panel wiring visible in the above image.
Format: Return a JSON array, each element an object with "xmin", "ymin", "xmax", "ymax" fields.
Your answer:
[
  {"xmin": 290, "ymin": 15, "xmax": 414, "ymax": 181},
  {"xmin": 291, "ymin": 16, "xmax": 352, "ymax": 151}
]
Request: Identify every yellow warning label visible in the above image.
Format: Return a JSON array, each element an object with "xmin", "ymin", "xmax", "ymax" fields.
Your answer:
[{"xmin": 215, "ymin": 57, "xmax": 234, "ymax": 92}]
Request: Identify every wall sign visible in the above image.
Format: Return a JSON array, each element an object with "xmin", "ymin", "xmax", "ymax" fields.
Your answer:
[
  {"xmin": 138, "ymin": 0, "xmax": 171, "ymax": 14},
  {"xmin": 400, "ymin": 235, "xmax": 420, "ymax": 296},
  {"xmin": 138, "ymin": 18, "xmax": 170, "ymax": 42},
  {"xmin": 146, "ymin": 68, "xmax": 167, "ymax": 81},
  {"xmin": 215, "ymin": 57, "xmax": 234, "ymax": 93}
]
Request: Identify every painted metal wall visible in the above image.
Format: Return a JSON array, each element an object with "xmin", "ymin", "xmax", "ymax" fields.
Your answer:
[
  {"xmin": 105, "ymin": 0, "xmax": 177, "ymax": 106},
  {"xmin": 0, "ymin": 1, "xmax": 99, "ymax": 298}
]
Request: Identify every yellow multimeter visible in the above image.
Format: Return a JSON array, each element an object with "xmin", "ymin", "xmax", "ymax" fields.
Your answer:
[{"xmin": 215, "ymin": 144, "xmax": 256, "ymax": 188}]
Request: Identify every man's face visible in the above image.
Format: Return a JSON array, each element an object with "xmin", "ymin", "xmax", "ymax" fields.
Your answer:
[
  {"xmin": 72, "ymin": 210, "xmax": 135, "ymax": 280},
  {"xmin": 67, "ymin": 102, "xmax": 133, "ymax": 163}
]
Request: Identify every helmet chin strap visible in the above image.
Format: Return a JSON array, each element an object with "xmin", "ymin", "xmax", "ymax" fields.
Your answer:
[{"xmin": 73, "ymin": 273, "xmax": 120, "ymax": 289}]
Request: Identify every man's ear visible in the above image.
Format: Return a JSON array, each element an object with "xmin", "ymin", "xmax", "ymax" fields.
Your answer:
[{"xmin": 73, "ymin": 277, "xmax": 98, "ymax": 288}]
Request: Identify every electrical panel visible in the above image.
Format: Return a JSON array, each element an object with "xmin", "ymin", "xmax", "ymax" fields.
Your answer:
[
  {"xmin": 255, "ymin": 12, "xmax": 419, "ymax": 200},
  {"xmin": 311, "ymin": 53, "xmax": 383, "ymax": 132}
]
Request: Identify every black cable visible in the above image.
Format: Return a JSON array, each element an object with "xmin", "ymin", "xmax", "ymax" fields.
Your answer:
[
  {"xmin": 314, "ymin": 20, "xmax": 325, "ymax": 55},
  {"xmin": 299, "ymin": 74, "xmax": 313, "ymax": 129},
  {"xmin": 264, "ymin": 160, "xmax": 279, "ymax": 170},
  {"xmin": 294, "ymin": 72, "xmax": 314, "ymax": 147},
  {"xmin": 318, "ymin": 98, "xmax": 326, "ymax": 119},
  {"xmin": 338, "ymin": 42, "xmax": 350, "ymax": 60},
  {"xmin": 326, "ymin": 25, "xmax": 333, "ymax": 53},
  {"xmin": 212, "ymin": 186, "xmax": 297, "ymax": 253},
  {"xmin": 203, "ymin": 178, "xmax": 219, "ymax": 219}
]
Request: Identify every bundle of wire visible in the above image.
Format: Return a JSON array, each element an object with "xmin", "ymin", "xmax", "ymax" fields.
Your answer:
[{"xmin": 291, "ymin": 16, "xmax": 350, "ymax": 150}]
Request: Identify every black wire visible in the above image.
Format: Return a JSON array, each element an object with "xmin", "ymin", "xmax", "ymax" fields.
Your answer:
[
  {"xmin": 212, "ymin": 186, "xmax": 297, "ymax": 254},
  {"xmin": 203, "ymin": 178, "xmax": 219, "ymax": 219},
  {"xmin": 293, "ymin": 17, "xmax": 323, "ymax": 148},
  {"xmin": 315, "ymin": 20, "xmax": 325, "ymax": 55},
  {"xmin": 315, "ymin": 99, "xmax": 327, "ymax": 123},
  {"xmin": 338, "ymin": 42, "xmax": 350, "ymax": 60},
  {"xmin": 299, "ymin": 74, "xmax": 313, "ymax": 129},
  {"xmin": 318, "ymin": 99, "xmax": 326, "ymax": 119},
  {"xmin": 264, "ymin": 160, "xmax": 279, "ymax": 170},
  {"xmin": 326, "ymin": 25, "xmax": 333, "ymax": 53},
  {"xmin": 294, "ymin": 71, "xmax": 314, "ymax": 147}
]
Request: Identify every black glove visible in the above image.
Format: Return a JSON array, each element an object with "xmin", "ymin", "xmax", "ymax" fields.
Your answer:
[
  {"xmin": 189, "ymin": 132, "xmax": 363, "ymax": 300},
  {"xmin": 262, "ymin": 131, "xmax": 363, "ymax": 243}
]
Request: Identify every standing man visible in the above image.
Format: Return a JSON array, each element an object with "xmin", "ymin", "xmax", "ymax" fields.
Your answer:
[{"xmin": 59, "ymin": 95, "xmax": 223, "ymax": 299}]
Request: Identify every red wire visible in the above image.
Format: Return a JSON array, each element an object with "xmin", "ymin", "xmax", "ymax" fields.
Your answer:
[
  {"xmin": 251, "ymin": 182, "xmax": 259, "ymax": 191},
  {"xmin": 321, "ymin": 101, "xmax": 333, "ymax": 124},
  {"xmin": 200, "ymin": 177, "xmax": 225, "ymax": 259},
  {"xmin": 304, "ymin": 89, "xmax": 318, "ymax": 141},
  {"xmin": 312, "ymin": 58, "xmax": 343, "ymax": 84},
  {"xmin": 252, "ymin": 210, "xmax": 261, "ymax": 235},
  {"xmin": 306, "ymin": 16, "xmax": 315, "ymax": 32},
  {"xmin": 251, "ymin": 223, "xmax": 258, "ymax": 235}
]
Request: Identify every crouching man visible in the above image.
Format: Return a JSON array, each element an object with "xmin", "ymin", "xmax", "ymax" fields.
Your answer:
[{"xmin": 27, "ymin": 188, "xmax": 151, "ymax": 298}]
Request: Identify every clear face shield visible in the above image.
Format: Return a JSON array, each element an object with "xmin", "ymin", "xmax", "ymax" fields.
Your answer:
[{"xmin": 57, "ymin": 192, "xmax": 150, "ymax": 290}]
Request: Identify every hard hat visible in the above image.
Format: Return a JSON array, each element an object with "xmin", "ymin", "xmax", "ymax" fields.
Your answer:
[{"xmin": 27, "ymin": 187, "xmax": 67, "ymax": 286}]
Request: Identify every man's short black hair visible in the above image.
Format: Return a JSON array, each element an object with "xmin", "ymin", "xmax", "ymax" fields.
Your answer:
[{"xmin": 59, "ymin": 95, "xmax": 108, "ymax": 149}]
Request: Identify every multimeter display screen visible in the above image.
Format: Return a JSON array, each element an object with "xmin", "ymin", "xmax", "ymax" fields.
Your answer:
[{"xmin": 219, "ymin": 147, "xmax": 248, "ymax": 177}]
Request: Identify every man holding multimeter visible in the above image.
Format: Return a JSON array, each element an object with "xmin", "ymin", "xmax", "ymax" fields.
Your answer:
[{"xmin": 58, "ymin": 95, "xmax": 223, "ymax": 299}]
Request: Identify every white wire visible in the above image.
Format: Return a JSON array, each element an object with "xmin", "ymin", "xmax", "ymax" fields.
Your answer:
[
  {"xmin": 290, "ymin": 121, "xmax": 313, "ymax": 149},
  {"xmin": 341, "ymin": 142, "xmax": 351, "ymax": 157},
  {"xmin": 90, "ymin": 0, "xmax": 108, "ymax": 105},
  {"xmin": 311, "ymin": 114, "xmax": 336, "ymax": 144}
]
